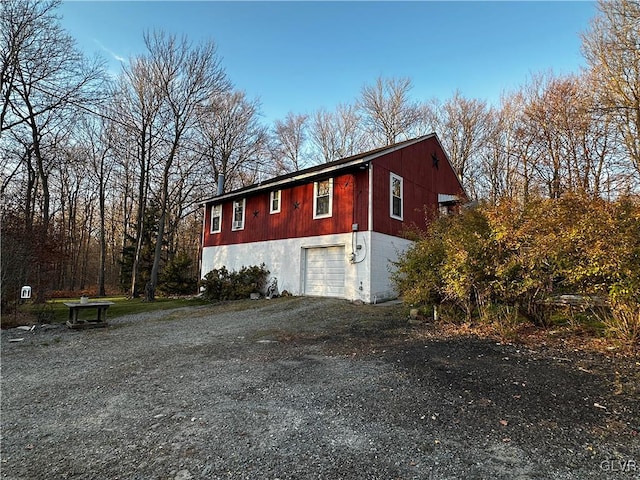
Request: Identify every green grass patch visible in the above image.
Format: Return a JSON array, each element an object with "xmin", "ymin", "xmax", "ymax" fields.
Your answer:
[{"xmin": 15, "ymin": 296, "xmax": 211, "ymax": 325}]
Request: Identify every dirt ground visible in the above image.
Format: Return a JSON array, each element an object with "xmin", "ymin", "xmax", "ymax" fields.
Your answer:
[{"xmin": 1, "ymin": 297, "xmax": 638, "ymax": 479}]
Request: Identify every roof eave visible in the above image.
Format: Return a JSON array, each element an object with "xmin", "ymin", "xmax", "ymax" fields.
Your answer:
[{"xmin": 201, "ymin": 156, "xmax": 366, "ymax": 205}]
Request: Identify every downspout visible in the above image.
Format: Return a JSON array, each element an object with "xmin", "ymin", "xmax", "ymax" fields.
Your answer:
[
  {"xmin": 368, "ymin": 163, "xmax": 373, "ymax": 233},
  {"xmin": 199, "ymin": 203, "xmax": 206, "ymax": 284},
  {"xmin": 367, "ymin": 163, "xmax": 374, "ymax": 303}
]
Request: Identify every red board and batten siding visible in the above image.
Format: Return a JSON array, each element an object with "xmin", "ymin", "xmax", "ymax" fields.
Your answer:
[
  {"xmin": 371, "ymin": 136, "xmax": 466, "ymax": 237},
  {"xmin": 202, "ymin": 135, "xmax": 466, "ymax": 248},
  {"xmin": 203, "ymin": 169, "xmax": 370, "ymax": 247}
]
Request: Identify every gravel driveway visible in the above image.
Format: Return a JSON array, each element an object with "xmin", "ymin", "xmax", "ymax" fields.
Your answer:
[{"xmin": 1, "ymin": 297, "xmax": 638, "ymax": 479}]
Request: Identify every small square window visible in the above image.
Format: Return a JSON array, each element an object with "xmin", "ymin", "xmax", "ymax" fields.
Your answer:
[
  {"xmin": 270, "ymin": 190, "xmax": 281, "ymax": 214},
  {"xmin": 210, "ymin": 204, "xmax": 222, "ymax": 233},
  {"xmin": 390, "ymin": 173, "xmax": 403, "ymax": 220},
  {"xmin": 313, "ymin": 179, "xmax": 333, "ymax": 219},
  {"xmin": 232, "ymin": 199, "xmax": 245, "ymax": 230}
]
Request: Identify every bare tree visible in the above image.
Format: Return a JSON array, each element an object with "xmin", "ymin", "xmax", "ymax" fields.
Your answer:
[
  {"xmin": 270, "ymin": 112, "xmax": 309, "ymax": 173},
  {"xmin": 427, "ymin": 91, "xmax": 493, "ymax": 199},
  {"xmin": 309, "ymin": 103, "xmax": 365, "ymax": 163},
  {"xmin": 113, "ymin": 55, "xmax": 163, "ymax": 297},
  {"xmin": 107, "ymin": 119, "xmax": 139, "ymax": 291},
  {"xmin": 582, "ymin": 0, "xmax": 640, "ymax": 183},
  {"xmin": 1, "ymin": 0, "xmax": 105, "ymax": 228},
  {"xmin": 195, "ymin": 90, "xmax": 268, "ymax": 192},
  {"xmin": 0, "ymin": 0, "xmax": 105, "ymax": 301},
  {"xmin": 76, "ymin": 114, "xmax": 116, "ymax": 296},
  {"xmin": 476, "ymin": 107, "xmax": 508, "ymax": 203},
  {"xmin": 481, "ymin": 90, "xmax": 540, "ymax": 203},
  {"xmin": 141, "ymin": 31, "xmax": 230, "ymax": 300},
  {"xmin": 0, "ymin": 0, "xmax": 52, "ymax": 134},
  {"xmin": 553, "ymin": 74, "xmax": 615, "ymax": 197},
  {"xmin": 516, "ymin": 73, "xmax": 617, "ymax": 199},
  {"xmin": 358, "ymin": 76, "xmax": 421, "ymax": 146}
]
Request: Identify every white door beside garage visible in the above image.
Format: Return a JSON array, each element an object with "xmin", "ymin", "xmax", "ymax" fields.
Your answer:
[{"xmin": 304, "ymin": 246, "xmax": 345, "ymax": 298}]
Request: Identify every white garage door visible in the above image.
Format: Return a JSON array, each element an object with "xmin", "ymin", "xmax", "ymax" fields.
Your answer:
[{"xmin": 304, "ymin": 246, "xmax": 345, "ymax": 298}]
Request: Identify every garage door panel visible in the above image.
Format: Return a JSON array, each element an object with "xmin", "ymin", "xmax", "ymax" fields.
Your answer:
[{"xmin": 304, "ymin": 246, "xmax": 345, "ymax": 298}]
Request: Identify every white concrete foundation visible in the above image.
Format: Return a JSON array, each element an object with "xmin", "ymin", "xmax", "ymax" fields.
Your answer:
[{"xmin": 201, "ymin": 232, "xmax": 413, "ymax": 303}]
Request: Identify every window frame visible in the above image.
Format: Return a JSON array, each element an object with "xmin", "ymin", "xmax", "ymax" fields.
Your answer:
[
  {"xmin": 313, "ymin": 178, "xmax": 333, "ymax": 219},
  {"xmin": 231, "ymin": 198, "xmax": 246, "ymax": 231},
  {"xmin": 439, "ymin": 204, "xmax": 451, "ymax": 217},
  {"xmin": 270, "ymin": 190, "xmax": 281, "ymax": 214},
  {"xmin": 210, "ymin": 204, "xmax": 222, "ymax": 234},
  {"xmin": 390, "ymin": 172, "xmax": 403, "ymax": 220}
]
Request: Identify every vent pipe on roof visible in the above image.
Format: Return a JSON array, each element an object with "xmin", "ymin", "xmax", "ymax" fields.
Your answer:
[{"xmin": 217, "ymin": 174, "xmax": 225, "ymax": 196}]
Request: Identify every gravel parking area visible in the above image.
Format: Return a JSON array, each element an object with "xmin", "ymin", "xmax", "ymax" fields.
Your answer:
[{"xmin": 1, "ymin": 296, "xmax": 638, "ymax": 479}]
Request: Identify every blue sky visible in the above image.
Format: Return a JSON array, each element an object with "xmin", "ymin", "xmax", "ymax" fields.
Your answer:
[{"xmin": 59, "ymin": 1, "xmax": 597, "ymax": 124}]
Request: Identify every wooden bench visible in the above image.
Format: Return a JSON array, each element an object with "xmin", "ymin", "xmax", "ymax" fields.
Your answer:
[{"xmin": 64, "ymin": 301, "xmax": 114, "ymax": 329}]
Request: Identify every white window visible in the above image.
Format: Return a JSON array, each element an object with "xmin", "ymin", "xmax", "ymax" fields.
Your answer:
[
  {"xmin": 270, "ymin": 190, "xmax": 281, "ymax": 214},
  {"xmin": 232, "ymin": 199, "xmax": 245, "ymax": 230},
  {"xmin": 313, "ymin": 178, "xmax": 333, "ymax": 219},
  {"xmin": 210, "ymin": 204, "xmax": 222, "ymax": 233},
  {"xmin": 438, "ymin": 194, "xmax": 459, "ymax": 217},
  {"xmin": 390, "ymin": 173, "xmax": 403, "ymax": 220}
]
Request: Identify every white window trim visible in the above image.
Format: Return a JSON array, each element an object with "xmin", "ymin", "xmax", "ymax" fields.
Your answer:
[
  {"xmin": 210, "ymin": 204, "xmax": 222, "ymax": 234},
  {"xmin": 313, "ymin": 178, "xmax": 333, "ymax": 219},
  {"xmin": 232, "ymin": 198, "xmax": 246, "ymax": 231},
  {"xmin": 270, "ymin": 190, "xmax": 281, "ymax": 214},
  {"xmin": 390, "ymin": 172, "xmax": 403, "ymax": 220}
]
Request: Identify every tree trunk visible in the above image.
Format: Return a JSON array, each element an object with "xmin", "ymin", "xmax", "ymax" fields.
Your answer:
[
  {"xmin": 130, "ymin": 134, "xmax": 149, "ymax": 298},
  {"xmin": 98, "ymin": 179, "xmax": 107, "ymax": 297},
  {"xmin": 149, "ymin": 152, "xmax": 174, "ymax": 300}
]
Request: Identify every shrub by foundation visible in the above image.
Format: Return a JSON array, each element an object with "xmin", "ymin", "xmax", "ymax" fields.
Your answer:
[{"xmin": 202, "ymin": 264, "xmax": 270, "ymax": 301}]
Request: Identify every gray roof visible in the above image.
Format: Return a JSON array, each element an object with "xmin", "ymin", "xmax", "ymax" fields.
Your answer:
[{"xmin": 201, "ymin": 134, "xmax": 440, "ymax": 205}]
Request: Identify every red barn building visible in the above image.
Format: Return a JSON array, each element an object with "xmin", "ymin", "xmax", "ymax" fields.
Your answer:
[{"xmin": 200, "ymin": 133, "xmax": 466, "ymax": 303}]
